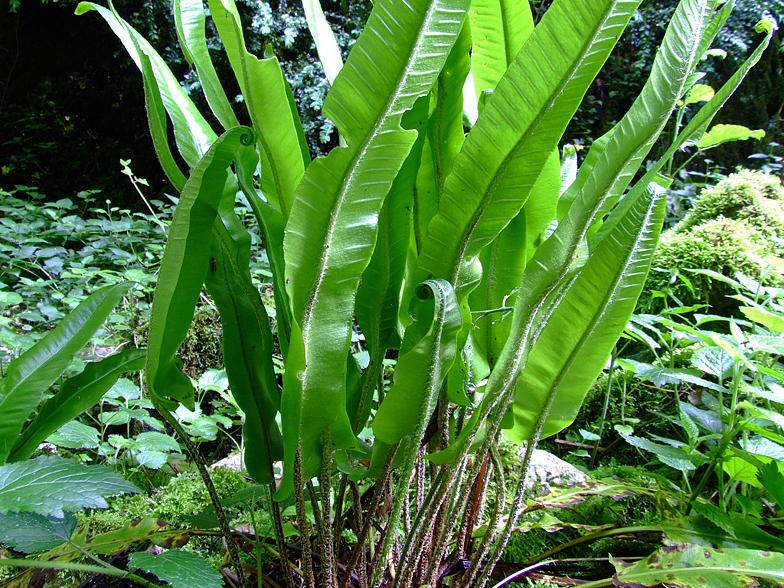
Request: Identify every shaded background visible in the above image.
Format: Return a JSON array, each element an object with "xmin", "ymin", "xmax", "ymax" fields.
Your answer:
[{"xmin": 0, "ymin": 0, "xmax": 782, "ymax": 209}]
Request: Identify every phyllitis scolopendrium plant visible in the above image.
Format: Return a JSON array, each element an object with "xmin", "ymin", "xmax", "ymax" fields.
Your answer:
[{"xmin": 73, "ymin": 0, "xmax": 781, "ymax": 586}]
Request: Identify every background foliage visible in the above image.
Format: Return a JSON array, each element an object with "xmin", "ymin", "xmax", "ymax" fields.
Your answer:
[{"xmin": 1, "ymin": 0, "xmax": 782, "ymax": 208}]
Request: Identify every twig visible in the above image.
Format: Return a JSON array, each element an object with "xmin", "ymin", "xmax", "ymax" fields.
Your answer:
[{"xmin": 152, "ymin": 397, "xmax": 247, "ymax": 587}]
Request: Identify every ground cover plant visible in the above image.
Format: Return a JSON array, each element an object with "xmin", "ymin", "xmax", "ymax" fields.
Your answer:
[{"xmin": 1, "ymin": 1, "xmax": 783, "ymax": 588}]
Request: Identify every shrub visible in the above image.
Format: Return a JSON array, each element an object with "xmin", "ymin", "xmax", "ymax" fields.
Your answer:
[{"xmin": 642, "ymin": 169, "xmax": 784, "ymax": 312}]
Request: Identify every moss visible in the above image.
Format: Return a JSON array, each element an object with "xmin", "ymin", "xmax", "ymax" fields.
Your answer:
[
  {"xmin": 81, "ymin": 466, "xmax": 249, "ymax": 535},
  {"xmin": 640, "ymin": 170, "xmax": 784, "ymax": 313},
  {"xmin": 134, "ymin": 304, "xmax": 224, "ymax": 377},
  {"xmin": 674, "ymin": 169, "xmax": 784, "ymax": 238},
  {"xmin": 179, "ymin": 305, "xmax": 224, "ymax": 377}
]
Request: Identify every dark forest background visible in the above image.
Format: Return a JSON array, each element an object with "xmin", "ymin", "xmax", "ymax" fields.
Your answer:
[{"xmin": 1, "ymin": 0, "xmax": 782, "ymax": 210}]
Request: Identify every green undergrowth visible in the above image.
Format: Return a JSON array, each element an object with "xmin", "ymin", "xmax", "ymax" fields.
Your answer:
[
  {"xmin": 0, "ymin": 185, "xmax": 275, "ymax": 388},
  {"xmin": 81, "ymin": 466, "xmax": 249, "ymax": 534},
  {"xmin": 642, "ymin": 169, "xmax": 784, "ymax": 314},
  {"xmin": 503, "ymin": 469, "xmax": 660, "ymax": 576}
]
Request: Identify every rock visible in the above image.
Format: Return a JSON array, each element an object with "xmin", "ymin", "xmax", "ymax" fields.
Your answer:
[
  {"xmin": 210, "ymin": 451, "xmax": 245, "ymax": 471},
  {"xmin": 208, "ymin": 448, "xmax": 588, "ymax": 498},
  {"xmin": 521, "ymin": 448, "xmax": 588, "ymax": 496}
]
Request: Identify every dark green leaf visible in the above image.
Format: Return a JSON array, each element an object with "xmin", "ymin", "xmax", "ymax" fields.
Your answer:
[
  {"xmin": 8, "ymin": 348, "xmax": 145, "ymax": 462},
  {"xmin": 129, "ymin": 550, "xmax": 223, "ymax": 588},
  {"xmin": 146, "ymin": 126, "xmax": 256, "ymax": 408},
  {"xmin": 758, "ymin": 461, "xmax": 784, "ymax": 508},
  {"xmin": 0, "ymin": 456, "xmax": 139, "ymax": 517},
  {"xmin": 0, "ymin": 283, "xmax": 133, "ymax": 464},
  {"xmin": 206, "ymin": 206, "xmax": 283, "ymax": 485},
  {"xmin": 0, "ymin": 511, "xmax": 76, "ymax": 553}
]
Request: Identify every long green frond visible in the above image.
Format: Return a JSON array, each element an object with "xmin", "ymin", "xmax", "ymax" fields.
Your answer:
[
  {"xmin": 416, "ymin": 0, "xmax": 641, "ymax": 296},
  {"xmin": 278, "ymin": 0, "xmax": 470, "ymax": 495}
]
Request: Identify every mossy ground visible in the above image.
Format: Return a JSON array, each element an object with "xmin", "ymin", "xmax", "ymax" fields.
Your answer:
[
  {"xmin": 80, "ymin": 467, "xmax": 250, "ymax": 535},
  {"xmin": 641, "ymin": 169, "xmax": 784, "ymax": 314}
]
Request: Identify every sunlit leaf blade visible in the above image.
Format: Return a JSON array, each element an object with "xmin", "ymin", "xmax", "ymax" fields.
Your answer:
[
  {"xmin": 697, "ymin": 124, "xmax": 765, "ymax": 149},
  {"xmin": 612, "ymin": 544, "xmax": 784, "ymax": 587},
  {"xmin": 373, "ymin": 280, "xmax": 462, "ymax": 446},
  {"xmin": 146, "ymin": 126, "xmax": 256, "ymax": 408},
  {"xmin": 0, "ymin": 282, "xmax": 132, "ymax": 465},
  {"xmin": 0, "ymin": 511, "xmax": 76, "ymax": 553},
  {"xmin": 138, "ymin": 49, "xmax": 188, "ymax": 192},
  {"xmin": 301, "ymin": 0, "xmax": 344, "ymax": 86},
  {"xmin": 471, "ymin": 148, "xmax": 560, "ymax": 369},
  {"xmin": 468, "ymin": 0, "xmax": 533, "ymax": 100},
  {"xmin": 522, "ymin": 149, "xmax": 561, "ymax": 263},
  {"xmin": 8, "ymin": 348, "xmax": 145, "ymax": 463},
  {"xmin": 174, "ymin": 0, "xmax": 238, "ymax": 131},
  {"xmin": 557, "ymin": 129, "xmax": 615, "ymax": 220},
  {"xmin": 76, "ymin": 2, "xmax": 217, "ymax": 168},
  {"xmin": 572, "ymin": 0, "xmax": 723, "ymax": 240},
  {"xmin": 129, "ymin": 550, "xmax": 223, "ymax": 588},
  {"xmin": 470, "ymin": 209, "xmax": 526, "ymax": 370},
  {"xmin": 0, "ymin": 456, "xmax": 139, "ymax": 518},
  {"xmin": 505, "ymin": 185, "xmax": 666, "ymax": 443},
  {"xmin": 484, "ymin": 0, "xmax": 718, "ymax": 428},
  {"xmin": 209, "ymin": 0, "xmax": 309, "ymax": 221},
  {"xmin": 277, "ymin": 0, "xmax": 470, "ymax": 495},
  {"xmin": 355, "ymin": 99, "xmax": 429, "ymax": 361},
  {"xmin": 206, "ymin": 209, "xmax": 283, "ymax": 485},
  {"xmin": 591, "ymin": 6, "xmax": 774, "ymax": 246},
  {"xmin": 416, "ymin": 0, "xmax": 641, "ymax": 295},
  {"xmin": 430, "ymin": 23, "xmax": 471, "ymax": 200}
]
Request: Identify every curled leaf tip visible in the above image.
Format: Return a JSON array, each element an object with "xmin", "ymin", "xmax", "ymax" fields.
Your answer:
[
  {"xmin": 74, "ymin": 2, "xmax": 94, "ymax": 15},
  {"xmin": 756, "ymin": 17, "xmax": 776, "ymax": 35},
  {"xmin": 239, "ymin": 127, "xmax": 257, "ymax": 146}
]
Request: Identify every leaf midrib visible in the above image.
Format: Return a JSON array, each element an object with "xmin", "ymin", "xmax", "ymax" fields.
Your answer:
[
  {"xmin": 446, "ymin": 0, "xmax": 623, "ymax": 287},
  {"xmin": 299, "ymin": 0, "xmax": 452, "ymax": 344},
  {"xmin": 532, "ymin": 193, "xmax": 661, "ymax": 429}
]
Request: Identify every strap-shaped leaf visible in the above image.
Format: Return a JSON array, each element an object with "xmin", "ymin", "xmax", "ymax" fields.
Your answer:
[
  {"xmin": 505, "ymin": 183, "xmax": 666, "ymax": 443},
  {"xmin": 301, "ymin": 0, "xmax": 344, "ymax": 86},
  {"xmin": 470, "ymin": 149, "xmax": 559, "ymax": 369},
  {"xmin": 373, "ymin": 279, "xmax": 462, "ymax": 446},
  {"xmin": 570, "ymin": 0, "xmax": 723, "ymax": 239},
  {"xmin": 278, "ymin": 0, "xmax": 470, "ymax": 494},
  {"xmin": 355, "ymin": 99, "xmax": 429, "ymax": 361},
  {"xmin": 209, "ymin": 0, "xmax": 310, "ymax": 222},
  {"xmin": 0, "ymin": 282, "xmax": 132, "ymax": 465},
  {"xmin": 409, "ymin": 23, "xmax": 470, "ymax": 252},
  {"xmin": 8, "ymin": 348, "xmax": 145, "ymax": 463},
  {"xmin": 146, "ymin": 126, "xmax": 256, "ymax": 409},
  {"xmin": 468, "ymin": 0, "xmax": 533, "ymax": 101},
  {"xmin": 174, "ymin": 0, "xmax": 238, "ymax": 131},
  {"xmin": 205, "ymin": 208, "xmax": 283, "ymax": 485},
  {"xmin": 470, "ymin": 208, "xmax": 527, "ymax": 371},
  {"xmin": 429, "ymin": 23, "xmax": 471, "ymax": 201},
  {"xmin": 483, "ymin": 0, "xmax": 718, "ymax": 424},
  {"xmin": 592, "ymin": 15, "xmax": 776, "ymax": 246},
  {"xmin": 76, "ymin": 2, "xmax": 217, "ymax": 168},
  {"xmin": 138, "ymin": 49, "xmax": 188, "ymax": 192},
  {"xmin": 416, "ymin": 0, "xmax": 641, "ymax": 295}
]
